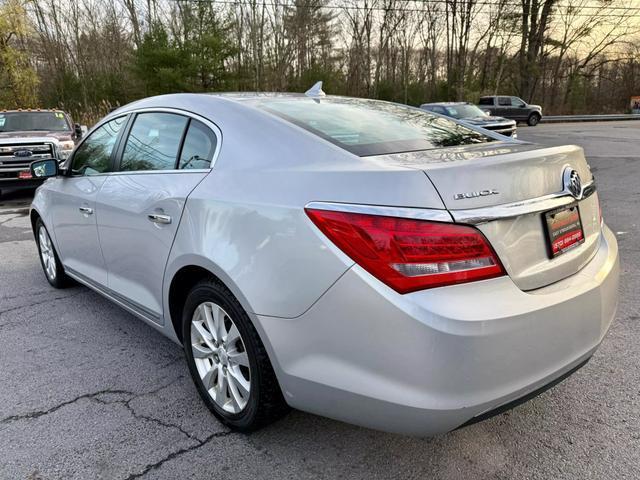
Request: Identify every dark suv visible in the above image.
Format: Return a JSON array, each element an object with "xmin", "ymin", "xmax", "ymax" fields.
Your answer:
[
  {"xmin": 0, "ymin": 109, "xmax": 86, "ymax": 193},
  {"xmin": 478, "ymin": 96, "xmax": 542, "ymax": 126},
  {"xmin": 421, "ymin": 102, "xmax": 517, "ymax": 137}
]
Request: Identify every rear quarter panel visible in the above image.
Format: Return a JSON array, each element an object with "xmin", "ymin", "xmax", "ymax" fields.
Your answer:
[{"xmin": 161, "ymin": 95, "xmax": 447, "ymax": 321}]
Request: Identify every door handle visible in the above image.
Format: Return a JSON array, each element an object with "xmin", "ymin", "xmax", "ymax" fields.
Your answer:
[
  {"xmin": 147, "ymin": 213, "xmax": 172, "ymax": 225},
  {"xmin": 79, "ymin": 206, "xmax": 94, "ymax": 215}
]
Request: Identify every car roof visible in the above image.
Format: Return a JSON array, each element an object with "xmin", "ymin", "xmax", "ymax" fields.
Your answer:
[
  {"xmin": 210, "ymin": 92, "xmax": 306, "ymax": 101},
  {"xmin": 109, "ymin": 92, "xmax": 428, "ymax": 122},
  {"xmin": 422, "ymin": 102, "xmax": 471, "ymax": 107}
]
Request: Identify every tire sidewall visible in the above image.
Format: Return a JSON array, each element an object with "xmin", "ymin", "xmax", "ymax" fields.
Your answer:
[
  {"xmin": 528, "ymin": 113, "xmax": 540, "ymax": 126},
  {"xmin": 182, "ymin": 283, "xmax": 262, "ymax": 430},
  {"xmin": 36, "ymin": 219, "xmax": 62, "ymax": 287}
]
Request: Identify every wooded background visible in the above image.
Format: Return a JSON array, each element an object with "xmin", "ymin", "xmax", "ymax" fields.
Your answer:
[{"xmin": 1, "ymin": 0, "xmax": 639, "ymax": 124}]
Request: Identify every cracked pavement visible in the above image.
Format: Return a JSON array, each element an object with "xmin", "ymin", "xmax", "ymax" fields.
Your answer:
[{"xmin": 0, "ymin": 122, "xmax": 639, "ymax": 479}]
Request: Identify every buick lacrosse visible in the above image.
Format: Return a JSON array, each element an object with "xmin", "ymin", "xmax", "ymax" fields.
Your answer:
[{"xmin": 29, "ymin": 88, "xmax": 619, "ymax": 435}]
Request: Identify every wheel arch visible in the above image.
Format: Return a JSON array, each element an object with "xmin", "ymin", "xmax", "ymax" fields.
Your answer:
[
  {"xmin": 165, "ymin": 259, "xmax": 288, "ymax": 387},
  {"xmin": 165, "ymin": 257, "xmax": 291, "ymax": 411},
  {"xmin": 165, "ymin": 257, "xmax": 259, "ymax": 346},
  {"xmin": 29, "ymin": 208, "xmax": 41, "ymax": 235},
  {"xmin": 167, "ymin": 264, "xmax": 218, "ymax": 344}
]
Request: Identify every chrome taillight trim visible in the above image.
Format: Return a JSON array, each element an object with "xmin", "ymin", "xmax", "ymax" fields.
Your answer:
[
  {"xmin": 451, "ymin": 179, "xmax": 596, "ymax": 225},
  {"xmin": 306, "ymin": 179, "xmax": 595, "ymax": 227},
  {"xmin": 304, "ymin": 202, "xmax": 454, "ymax": 223}
]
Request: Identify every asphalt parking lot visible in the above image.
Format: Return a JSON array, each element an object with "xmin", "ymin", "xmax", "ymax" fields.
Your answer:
[{"xmin": 0, "ymin": 121, "xmax": 638, "ymax": 479}]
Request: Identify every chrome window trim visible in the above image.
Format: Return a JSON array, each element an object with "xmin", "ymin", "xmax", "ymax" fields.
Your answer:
[
  {"xmin": 63, "ymin": 114, "xmax": 129, "ymax": 174},
  {"xmin": 451, "ymin": 179, "xmax": 596, "ymax": 225},
  {"xmin": 109, "ymin": 169, "xmax": 211, "ymax": 176},
  {"xmin": 67, "ymin": 107, "xmax": 223, "ymax": 174},
  {"xmin": 113, "ymin": 107, "xmax": 222, "ymax": 172},
  {"xmin": 304, "ymin": 201, "xmax": 454, "ymax": 223}
]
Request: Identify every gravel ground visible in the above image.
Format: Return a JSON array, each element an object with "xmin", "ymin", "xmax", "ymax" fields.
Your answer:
[{"xmin": 0, "ymin": 122, "xmax": 638, "ymax": 479}]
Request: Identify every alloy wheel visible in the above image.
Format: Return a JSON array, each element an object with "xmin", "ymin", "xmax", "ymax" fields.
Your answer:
[
  {"xmin": 190, "ymin": 301, "xmax": 251, "ymax": 414},
  {"xmin": 38, "ymin": 226, "xmax": 57, "ymax": 281}
]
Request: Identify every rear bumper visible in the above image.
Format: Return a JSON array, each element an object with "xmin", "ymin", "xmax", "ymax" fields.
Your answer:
[
  {"xmin": 456, "ymin": 355, "xmax": 590, "ymax": 429},
  {"xmin": 259, "ymin": 225, "xmax": 619, "ymax": 436}
]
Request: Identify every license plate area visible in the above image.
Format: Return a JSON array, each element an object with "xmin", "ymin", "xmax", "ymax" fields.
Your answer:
[{"xmin": 544, "ymin": 204, "xmax": 585, "ymax": 258}]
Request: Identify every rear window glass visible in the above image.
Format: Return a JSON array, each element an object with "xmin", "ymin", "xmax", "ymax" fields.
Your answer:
[
  {"xmin": 257, "ymin": 98, "xmax": 494, "ymax": 156},
  {"xmin": 478, "ymin": 97, "xmax": 494, "ymax": 105}
]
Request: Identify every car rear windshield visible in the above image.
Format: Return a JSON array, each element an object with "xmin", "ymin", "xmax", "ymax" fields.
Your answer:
[
  {"xmin": 257, "ymin": 98, "xmax": 494, "ymax": 156},
  {"xmin": 0, "ymin": 112, "xmax": 71, "ymax": 132}
]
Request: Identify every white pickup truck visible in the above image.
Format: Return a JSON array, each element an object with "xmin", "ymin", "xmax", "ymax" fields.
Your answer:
[{"xmin": 0, "ymin": 109, "xmax": 86, "ymax": 195}]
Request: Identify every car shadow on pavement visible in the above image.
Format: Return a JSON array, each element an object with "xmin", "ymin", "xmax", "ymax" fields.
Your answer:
[
  {"xmin": 57, "ymin": 285, "xmax": 573, "ymax": 479},
  {"xmin": 0, "ymin": 233, "xmax": 621, "ymax": 480}
]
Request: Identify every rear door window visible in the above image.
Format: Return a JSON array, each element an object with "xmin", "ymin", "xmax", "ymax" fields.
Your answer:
[
  {"xmin": 257, "ymin": 98, "xmax": 493, "ymax": 157},
  {"xmin": 478, "ymin": 97, "xmax": 494, "ymax": 106},
  {"xmin": 498, "ymin": 97, "xmax": 511, "ymax": 106},
  {"xmin": 178, "ymin": 120, "xmax": 217, "ymax": 170},
  {"xmin": 120, "ymin": 113, "xmax": 188, "ymax": 171}
]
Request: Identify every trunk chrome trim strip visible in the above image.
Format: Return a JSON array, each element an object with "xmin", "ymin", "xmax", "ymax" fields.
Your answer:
[
  {"xmin": 305, "ymin": 180, "xmax": 594, "ymax": 226},
  {"xmin": 451, "ymin": 180, "xmax": 596, "ymax": 225},
  {"xmin": 304, "ymin": 201, "xmax": 454, "ymax": 223}
]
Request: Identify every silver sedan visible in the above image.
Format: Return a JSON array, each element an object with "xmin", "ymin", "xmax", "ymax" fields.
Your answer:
[{"xmin": 29, "ymin": 90, "xmax": 619, "ymax": 435}]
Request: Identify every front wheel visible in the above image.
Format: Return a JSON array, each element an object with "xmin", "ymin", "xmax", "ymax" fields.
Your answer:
[
  {"xmin": 182, "ymin": 278, "xmax": 289, "ymax": 432},
  {"xmin": 527, "ymin": 113, "xmax": 541, "ymax": 126},
  {"xmin": 35, "ymin": 218, "xmax": 71, "ymax": 288}
]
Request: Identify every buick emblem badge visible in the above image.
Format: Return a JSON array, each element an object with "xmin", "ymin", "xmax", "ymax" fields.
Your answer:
[{"xmin": 563, "ymin": 168, "xmax": 582, "ymax": 199}]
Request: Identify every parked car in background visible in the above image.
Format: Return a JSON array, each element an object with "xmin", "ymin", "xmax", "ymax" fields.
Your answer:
[
  {"xmin": 30, "ymin": 91, "xmax": 618, "ymax": 436},
  {"xmin": 0, "ymin": 109, "xmax": 86, "ymax": 194},
  {"xmin": 478, "ymin": 96, "xmax": 542, "ymax": 126},
  {"xmin": 420, "ymin": 102, "xmax": 517, "ymax": 138}
]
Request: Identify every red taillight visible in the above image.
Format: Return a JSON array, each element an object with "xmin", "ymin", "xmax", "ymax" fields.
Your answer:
[{"xmin": 306, "ymin": 208, "xmax": 505, "ymax": 293}]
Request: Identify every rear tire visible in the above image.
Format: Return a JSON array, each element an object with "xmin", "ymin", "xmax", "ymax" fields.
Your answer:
[
  {"xmin": 182, "ymin": 278, "xmax": 289, "ymax": 432},
  {"xmin": 35, "ymin": 218, "xmax": 71, "ymax": 288},
  {"xmin": 527, "ymin": 113, "xmax": 541, "ymax": 126}
]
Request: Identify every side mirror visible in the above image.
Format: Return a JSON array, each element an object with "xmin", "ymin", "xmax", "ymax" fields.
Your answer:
[
  {"xmin": 74, "ymin": 123, "xmax": 87, "ymax": 138},
  {"xmin": 30, "ymin": 159, "xmax": 59, "ymax": 179}
]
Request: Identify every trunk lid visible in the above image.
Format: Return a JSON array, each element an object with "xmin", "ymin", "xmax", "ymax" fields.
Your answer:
[{"xmin": 376, "ymin": 142, "xmax": 601, "ymax": 290}]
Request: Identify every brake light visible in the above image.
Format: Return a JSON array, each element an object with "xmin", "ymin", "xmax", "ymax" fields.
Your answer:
[{"xmin": 306, "ymin": 208, "xmax": 505, "ymax": 293}]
